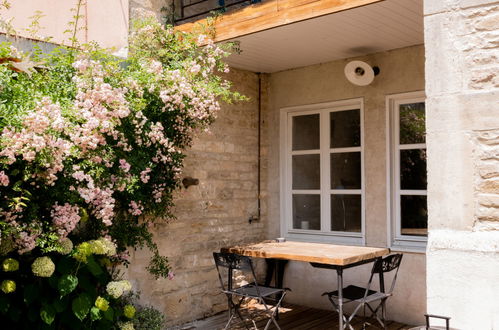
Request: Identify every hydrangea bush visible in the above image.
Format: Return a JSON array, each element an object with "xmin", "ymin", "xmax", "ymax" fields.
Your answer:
[{"xmin": 0, "ymin": 17, "xmax": 242, "ymax": 328}]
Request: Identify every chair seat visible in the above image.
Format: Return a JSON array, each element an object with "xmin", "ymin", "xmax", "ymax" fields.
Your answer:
[
  {"xmin": 324, "ymin": 285, "xmax": 391, "ymax": 302},
  {"xmin": 229, "ymin": 284, "xmax": 284, "ymax": 298}
]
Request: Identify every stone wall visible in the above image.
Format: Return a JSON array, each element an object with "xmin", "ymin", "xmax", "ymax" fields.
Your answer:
[
  {"xmin": 126, "ymin": 69, "xmax": 267, "ymax": 327},
  {"xmin": 130, "ymin": 0, "xmax": 172, "ymax": 23},
  {"xmin": 425, "ymin": 0, "xmax": 499, "ymax": 328},
  {"xmin": 474, "ymin": 129, "xmax": 499, "ymax": 229}
]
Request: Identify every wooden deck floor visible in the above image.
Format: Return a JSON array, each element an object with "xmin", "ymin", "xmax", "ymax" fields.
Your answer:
[{"xmin": 173, "ymin": 304, "xmax": 414, "ymax": 330}]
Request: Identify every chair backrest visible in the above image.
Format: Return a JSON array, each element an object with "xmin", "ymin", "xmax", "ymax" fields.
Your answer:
[
  {"xmin": 214, "ymin": 252, "xmax": 253, "ymax": 271},
  {"xmin": 213, "ymin": 252, "xmax": 257, "ymax": 292},
  {"xmin": 368, "ymin": 253, "xmax": 403, "ymax": 294},
  {"xmin": 373, "ymin": 253, "xmax": 403, "ymax": 274}
]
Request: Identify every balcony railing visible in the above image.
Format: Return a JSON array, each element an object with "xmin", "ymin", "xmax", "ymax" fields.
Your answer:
[{"xmin": 174, "ymin": 0, "xmax": 262, "ymax": 25}]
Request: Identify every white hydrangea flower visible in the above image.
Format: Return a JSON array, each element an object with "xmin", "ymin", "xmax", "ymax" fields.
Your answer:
[
  {"xmin": 106, "ymin": 280, "xmax": 132, "ymax": 299},
  {"xmin": 119, "ymin": 321, "xmax": 135, "ymax": 330}
]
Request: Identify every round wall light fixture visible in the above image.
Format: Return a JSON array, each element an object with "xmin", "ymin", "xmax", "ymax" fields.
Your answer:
[{"xmin": 344, "ymin": 60, "xmax": 380, "ymax": 86}]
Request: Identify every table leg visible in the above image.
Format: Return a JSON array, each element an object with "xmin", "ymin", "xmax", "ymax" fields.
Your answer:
[
  {"xmin": 276, "ymin": 260, "xmax": 287, "ymax": 289},
  {"xmin": 264, "ymin": 259, "xmax": 275, "ymax": 286},
  {"xmin": 264, "ymin": 259, "xmax": 288, "ymax": 320},
  {"xmin": 337, "ymin": 268, "xmax": 344, "ymax": 330},
  {"xmin": 264, "ymin": 259, "xmax": 288, "ymax": 288}
]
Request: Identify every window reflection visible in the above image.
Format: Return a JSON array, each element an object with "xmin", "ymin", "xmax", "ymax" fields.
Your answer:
[
  {"xmin": 331, "ymin": 195, "xmax": 361, "ymax": 232},
  {"xmin": 400, "ymin": 103, "xmax": 425, "ymax": 144},
  {"xmin": 401, "ymin": 195, "xmax": 427, "ymax": 236},
  {"xmin": 293, "ymin": 114, "xmax": 320, "ymax": 150},
  {"xmin": 330, "ymin": 110, "xmax": 360, "ymax": 148},
  {"xmin": 400, "ymin": 149, "xmax": 427, "ymax": 190},
  {"xmin": 293, "ymin": 194, "xmax": 321, "ymax": 230},
  {"xmin": 331, "ymin": 152, "xmax": 361, "ymax": 189},
  {"xmin": 292, "ymin": 154, "xmax": 320, "ymax": 190}
]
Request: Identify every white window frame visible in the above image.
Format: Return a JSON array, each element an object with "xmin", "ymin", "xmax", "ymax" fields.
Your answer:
[
  {"xmin": 386, "ymin": 91, "xmax": 427, "ymax": 252},
  {"xmin": 280, "ymin": 98, "xmax": 365, "ymax": 245}
]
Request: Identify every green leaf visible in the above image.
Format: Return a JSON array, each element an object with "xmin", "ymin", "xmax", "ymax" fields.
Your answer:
[
  {"xmin": 28, "ymin": 306, "xmax": 38, "ymax": 322},
  {"xmin": 24, "ymin": 284, "xmax": 40, "ymax": 305},
  {"xmin": 48, "ymin": 275, "xmax": 59, "ymax": 289},
  {"xmin": 86, "ymin": 256, "xmax": 103, "ymax": 276},
  {"xmin": 41, "ymin": 323, "xmax": 55, "ymax": 330},
  {"xmin": 0, "ymin": 295, "xmax": 9, "ymax": 314},
  {"xmin": 103, "ymin": 306, "xmax": 114, "ymax": 321},
  {"xmin": 58, "ymin": 274, "xmax": 78, "ymax": 297},
  {"xmin": 95, "ymin": 319, "xmax": 113, "ymax": 330},
  {"xmin": 72, "ymin": 293, "xmax": 91, "ymax": 321},
  {"xmin": 53, "ymin": 297, "xmax": 68, "ymax": 313},
  {"xmin": 90, "ymin": 306, "xmax": 101, "ymax": 321},
  {"xmin": 57, "ymin": 257, "xmax": 75, "ymax": 275},
  {"xmin": 9, "ymin": 305, "xmax": 21, "ymax": 321},
  {"xmin": 40, "ymin": 305, "xmax": 56, "ymax": 325}
]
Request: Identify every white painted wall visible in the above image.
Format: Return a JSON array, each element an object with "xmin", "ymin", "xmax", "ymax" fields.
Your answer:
[
  {"xmin": 265, "ymin": 45, "xmax": 427, "ymax": 325},
  {"xmin": 0, "ymin": 0, "xmax": 128, "ymax": 50}
]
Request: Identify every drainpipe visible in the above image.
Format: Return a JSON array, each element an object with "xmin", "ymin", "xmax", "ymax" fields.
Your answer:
[{"xmin": 249, "ymin": 72, "xmax": 262, "ymax": 224}]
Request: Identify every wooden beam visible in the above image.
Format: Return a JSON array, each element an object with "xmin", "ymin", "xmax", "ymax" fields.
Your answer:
[{"xmin": 175, "ymin": 0, "xmax": 384, "ymax": 42}]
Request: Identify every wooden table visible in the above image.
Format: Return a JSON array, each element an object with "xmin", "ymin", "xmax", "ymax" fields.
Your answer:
[{"xmin": 224, "ymin": 240, "xmax": 390, "ymax": 330}]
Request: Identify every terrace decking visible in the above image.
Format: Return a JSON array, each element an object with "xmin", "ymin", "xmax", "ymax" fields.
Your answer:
[{"xmin": 174, "ymin": 304, "xmax": 413, "ymax": 329}]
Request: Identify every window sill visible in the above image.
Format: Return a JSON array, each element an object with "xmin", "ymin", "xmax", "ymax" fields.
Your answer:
[
  {"xmin": 285, "ymin": 231, "xmax": 365, "ymax": 246},
  {"xmin": 390, "ymin": 240, "xmax": 427, "ymax": 254}
]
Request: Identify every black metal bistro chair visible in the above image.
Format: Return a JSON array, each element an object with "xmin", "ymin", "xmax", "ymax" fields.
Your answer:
[
  {"xmin": 213, "ymin": 252, "xmax": 287, "ymax": 330},
  {"xmin": 318, "ymin": 253, "xmax": 403, "ymax": 330}
]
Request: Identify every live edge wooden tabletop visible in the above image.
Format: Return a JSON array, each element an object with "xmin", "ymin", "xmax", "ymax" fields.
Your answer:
[{"xmin": 223, "ymin": 241, "xmax": 390, "ymax": 266}]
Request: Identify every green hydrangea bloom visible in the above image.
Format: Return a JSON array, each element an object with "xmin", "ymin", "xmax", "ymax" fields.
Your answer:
[
  {"xmin": 73, "ymin": 242, "xmax": 92, "ymax": 262},
  {"xmin": 123, "ymin": 304, "xmax": 136, "ymax": 319},
  {"xmin": 80, "ymin": 208, "xmax": 89, "ymax": 223},
  {"xmin": 73, "ymin": 238, "xmax": 117, "ymax": 263},
  {"xmin": 90, "ymin": 240, "xmax": 107, "ymax": 255},
  {"xmin": 0, "ymin": 238, "xmax": 15, "ymax": 256},
  {"xmin": 92, "ymin": 238, "xmax": 116, "ymax": 257},
  {"xmin": 95, "ymin": 296, "xmax": 109, "ymax": 312},
  {"xmin": 58, "ymin": 238, "xmax": 74, "ymax": 255},
  {"xmin": 2, "ymin": 258, "xmax": 19, "ymax": 272},
  {"xmin": 1, "ymin": 280, "xmax": 16, "ymax": 293},
  {"xmin": 106, "ymin": 280, "xmax": 132, "ymax": 299},
  {"xmin": 31, "ymin": 256, "xmax": 55, "ymax": 277},
  {"xmin": 118, "ymin": 321, "xmax": 135, "ymax": 330}
]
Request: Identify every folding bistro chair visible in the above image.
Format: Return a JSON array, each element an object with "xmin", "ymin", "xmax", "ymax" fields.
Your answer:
[
  {"xmin": 320, "ymin": 253, "xmax": 403, "ymax": 330},
  {"xmin": 213, "ymin": 252, "xmax": 287, "ymax": 330}
]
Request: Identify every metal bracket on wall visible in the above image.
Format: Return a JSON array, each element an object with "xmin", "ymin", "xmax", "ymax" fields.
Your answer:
[{"xmin": 182, "ymin": 176, "xmax": 199, "ymax": 189}]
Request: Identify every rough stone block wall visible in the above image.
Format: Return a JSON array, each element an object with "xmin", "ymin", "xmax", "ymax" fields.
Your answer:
[
  {"xmin": 474, "ymin": 129, "xmax": 499, "ymax": 230},
  {"xmin": 130, "ymin": 0, "xmax": 172, "ymax": 23},
  {"xmin": 459, "ymin": 5, "xmax": 499, "ymax": 90},
  {"xmin": 425, "ymin": 0, "xmax": 499, "ymax": 328},
  {"xmin": 126, "ymin": 69, "xmax": 268, "ymax": 327}
]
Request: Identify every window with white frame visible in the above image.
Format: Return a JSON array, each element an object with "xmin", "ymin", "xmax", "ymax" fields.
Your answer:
[
  {"xmin": 280, "ymin": 99, "xmax": 364, "ymax": 244},
  {"xmin": 387, "ymin": 92, "xmax": 427, "ymax": 249}
]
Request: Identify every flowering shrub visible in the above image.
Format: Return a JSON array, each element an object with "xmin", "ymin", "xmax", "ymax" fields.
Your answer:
[
  {"xmin": 31, "ymin": 256, "xmax": 56, "ymax": 277},
  {"xmin": 0, "ymin": 17, "xmax": 242, "ymax": 328}
]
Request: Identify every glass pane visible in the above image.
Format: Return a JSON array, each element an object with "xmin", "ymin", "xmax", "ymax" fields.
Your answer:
[
  {"xmin": 399, "ymin": 102, "xmax": 425, "ymax": 144},
  {"xmin": 400, "ymin": 149, "xmax": 427, "ymax": 190},
  {"xmin": 292, "ymin": 154, "xmax": 320, "ymax": 190},
  {"xmin": 330, "ymin": 109, "xmax": 361, "ymax": 148},
  {"xmin": 401, "ymin": 195, "xmax": 427, "ymax": 236},
  {"xmin": 293, "ymin": 194, "xmax": 320, "ymax": 230},
  {"xmin": 292, "ymin": 114, "xmax": 320, "ymax": 150},
  {"xmin": 331, "ymin": 152, "xmax": 361, "ymax": 189},
  {"xmin": 331, "ymin": 195, "xmax": 361, "ymax": 232}
]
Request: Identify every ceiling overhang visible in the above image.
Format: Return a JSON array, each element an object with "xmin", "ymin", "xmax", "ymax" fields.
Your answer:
[{"xmin": 176, "ymin": 0, "xmax": 424, "ymax": 73}]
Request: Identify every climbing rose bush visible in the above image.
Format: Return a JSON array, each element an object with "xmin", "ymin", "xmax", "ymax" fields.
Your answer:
[{"xmin": 0, "ymin": 17, "xmax": 243, "ymax": 328}]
